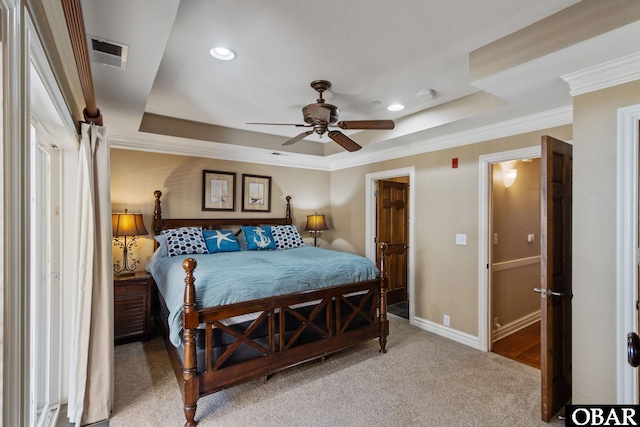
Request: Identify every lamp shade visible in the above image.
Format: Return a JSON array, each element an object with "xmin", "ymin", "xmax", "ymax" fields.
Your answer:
[
  {"xmin": 112, "ymin": 210, "xmax": 148, "ymax": 237},
  {"xmin": 304, "ymin": 213, "xmax": 329, "ymax": 232}
]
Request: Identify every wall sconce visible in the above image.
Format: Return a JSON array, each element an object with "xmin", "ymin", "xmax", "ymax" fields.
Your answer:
[
  {"xmin": 503, "ymin": 169, "xmax": 518, "ymax": 188},
  {"xmin": 304, "ymin": 212, "xmax": 329, "ymax": 247},
  {"xmin": 112, "ymin": 209, "xmax": 148, "ymax": 276}
]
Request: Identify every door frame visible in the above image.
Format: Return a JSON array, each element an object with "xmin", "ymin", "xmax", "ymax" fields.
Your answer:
[
  {"xmin": 617, "ymin": 103, "xmax": 640, "ymax": 404},
  {"xmin": 366, "ymin": 167, "xmax": 415, "ymax": 320},
  {"xmin": 478, "ymin": 146, "xmax": 541, "ymax": 352}
]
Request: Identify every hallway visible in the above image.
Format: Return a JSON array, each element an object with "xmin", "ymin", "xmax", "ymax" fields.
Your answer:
[{"xmin": 492, "ymin": 321, "xmax": 540, "ymax": 369}]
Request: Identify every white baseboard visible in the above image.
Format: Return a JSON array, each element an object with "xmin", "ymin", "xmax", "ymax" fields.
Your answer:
[
  {"xmin": 411, "ymin": 316, "xmax": 481, "ymax": 350},
  {"xmin": 491, "ymin": 310, "xmax": 541, "ymax": 342}
]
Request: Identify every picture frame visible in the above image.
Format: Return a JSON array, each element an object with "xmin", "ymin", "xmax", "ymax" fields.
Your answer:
[
  {"xmin": 202, "ymin": 170, "xmax": 236, "ymax": 211},
  {"xmin": 242, "ymin": 174, "xmax": 271, "ymax": 212}
]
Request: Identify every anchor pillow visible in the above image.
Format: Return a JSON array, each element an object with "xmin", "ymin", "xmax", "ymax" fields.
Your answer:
[{"xmin": 241, "ymin": 225, "xmax": 276, "ymax": 251}]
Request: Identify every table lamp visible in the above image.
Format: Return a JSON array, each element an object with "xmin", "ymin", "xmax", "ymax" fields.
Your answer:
[
  {"xmin": 112, "ymin": 209, "xmax": 148, "ymax": 276},
  {"xmin": 304, "ymin": 212, "xmax": 329, "ymax": 247}
]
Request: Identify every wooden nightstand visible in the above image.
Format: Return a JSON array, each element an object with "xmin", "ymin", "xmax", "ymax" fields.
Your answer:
[{"xmin": 114, "ymin": 271, "xmax": 152, "ymax": 344}]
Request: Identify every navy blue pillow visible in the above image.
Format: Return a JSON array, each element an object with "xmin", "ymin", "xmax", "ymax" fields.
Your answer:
[
  {"xmin": 241, "ymin": 226, "xmax": 276, "ymax": 250},
  {"xmin": 203, "ymin": 229, "xmax": 241, "ymax": 253}
]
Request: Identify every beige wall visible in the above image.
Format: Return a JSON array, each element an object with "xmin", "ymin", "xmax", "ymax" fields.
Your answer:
[
  {"xmin": 110, "ymin": 150, "xmax": 331, "ymax": 270},
  {"xmin": 491, "ymin": 159, "xmax": 541, "ymax": 262},
  {"xmin": 572, "ymin": 80, "xmax": 640, "ymax": 404},
  {"xmin": 329, "ymin": 125, "xmax": 572, "ymax": 336}
]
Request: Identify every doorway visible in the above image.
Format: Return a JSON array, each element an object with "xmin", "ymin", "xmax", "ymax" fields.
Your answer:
[
  {"xmin": 376, "ymin": 177, "xmax": 409, "ymax": 308},
  {"xmin": 489, "ymin": 158, "xmax": 542, "ymax": 369},
  {"xmin": 479, "ymin": 146, "xmax": 542, "ymax": 351},
  {"xmin": 366, "ymin": 167, "xmax": 415, "ymax": 321},
  {"xmin": 617, "ymin": 103, "xmax": 640, "ymax": 403},
  {"xmin": 479, "ymin": 139, "xmax": 573, "ymax": 422}
]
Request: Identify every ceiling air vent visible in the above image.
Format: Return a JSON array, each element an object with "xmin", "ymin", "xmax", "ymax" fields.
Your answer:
[{"xmin": 88, "ymin": 35, "xmax": 128, "ymax": 70}]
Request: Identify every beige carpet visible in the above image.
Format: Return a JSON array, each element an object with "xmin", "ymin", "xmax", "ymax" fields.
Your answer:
[{"xmin": 111, "ymin": 315, "xmax": 564, "ymax": 426}]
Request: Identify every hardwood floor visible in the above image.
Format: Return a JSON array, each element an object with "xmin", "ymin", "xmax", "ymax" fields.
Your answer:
[
  {"xmin": 492, "ymin": 321, "xmax": 540, "ymax": 369},
  {"xmin": 387, "ymin": 301, "xmax": 408, "ymax": 319}
]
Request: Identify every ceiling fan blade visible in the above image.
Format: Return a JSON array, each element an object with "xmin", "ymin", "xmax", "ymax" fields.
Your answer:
[
  {"xmin": 337, "ymin": 120, "xmax": 395, "ymax": 130},
  {"xmin": 247, "ymin": 122, "xmax": 310, "ymax": 127},
  {"xmin": 328, "ymin": 131, "xmax": 362, "ymax": 152},
  {"xmin": 282, "ymin": 130, "xmax": 314, "ymax": 146},
  {"xmin": 308, "ymin": 103, "xmax": 331, "ymax": 123}
]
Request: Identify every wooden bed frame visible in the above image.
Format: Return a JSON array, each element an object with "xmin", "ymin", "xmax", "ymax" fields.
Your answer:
[{"xmin": 151, "ymin": 190, "xmax": 389, "ymax": 426}]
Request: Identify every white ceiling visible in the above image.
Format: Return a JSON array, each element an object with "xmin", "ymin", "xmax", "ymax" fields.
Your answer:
[{"xmin": 80, "ymin": 0, "xmax": 640, "ymax": 168}]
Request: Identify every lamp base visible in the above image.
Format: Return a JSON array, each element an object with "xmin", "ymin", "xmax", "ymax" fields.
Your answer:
[{"xmin": 114, "ymin": 270, "xmax": 136, "ymax": 277}]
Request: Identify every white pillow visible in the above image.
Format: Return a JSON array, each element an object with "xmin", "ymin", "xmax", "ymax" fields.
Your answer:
[{"xmin": 154, "ymin": 234, "xmax": 168, "ymax": 257}]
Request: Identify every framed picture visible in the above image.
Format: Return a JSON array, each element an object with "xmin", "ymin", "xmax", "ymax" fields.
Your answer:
[
  {"xmin": 202, "ymin": 170, "xmax": 236, "ymax": 211},
  {"xmin": 242, "ymin": 174, "xmax": 271, "ymax": 212}
]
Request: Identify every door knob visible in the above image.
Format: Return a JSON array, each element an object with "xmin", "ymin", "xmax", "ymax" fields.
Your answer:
[
  {"xmin": 533, "ymin": 288, "xmax": 546, "ymax": 298},
  {"xmin": 628, "ymin": 332, "xmax": 640, "ymax": 367},
  {"xmin": 533, "ymin": 288, "xmax": 564, "ymax": 298}
]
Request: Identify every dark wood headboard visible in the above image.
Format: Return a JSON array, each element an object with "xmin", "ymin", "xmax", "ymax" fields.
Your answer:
[{"xmin": 152, "ymin": 190, "xmax": 293, "ymax": 235}]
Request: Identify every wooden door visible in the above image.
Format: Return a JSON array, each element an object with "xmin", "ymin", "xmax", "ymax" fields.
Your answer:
[
  {"xmin": 376, "ymin": 179, "xmax": 408, "ymax": 305},
  {"xmin": 540, "ymin": 135, "xmax": 572, "ymax": 422}
]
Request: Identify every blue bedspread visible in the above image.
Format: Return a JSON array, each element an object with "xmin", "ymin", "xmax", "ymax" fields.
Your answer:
[{"xmin": 147, "ymin": 246, "xmax": 379, "ymax": 347}]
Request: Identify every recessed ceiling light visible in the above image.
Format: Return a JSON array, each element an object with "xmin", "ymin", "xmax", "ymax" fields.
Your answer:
[
  {"xmin": 387, "ymin": 104, "xmax": 404, "ymax": 112},
  {"xmin": 210, "ymin": 47, "xmax": 236, "ymax": 61}
]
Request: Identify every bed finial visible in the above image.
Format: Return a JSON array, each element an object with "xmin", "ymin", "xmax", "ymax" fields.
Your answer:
[
  {"xmin": 154, "ymin": 190, "xmax": 162, "ymax": 234},
  {"xmin": 285, "ymin": 195, "xmax": 291, "ymax": 220}
]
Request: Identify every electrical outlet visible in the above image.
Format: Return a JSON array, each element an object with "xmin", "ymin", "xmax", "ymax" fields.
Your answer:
[
  {"xmin": 443, "ymin": 314, "xmax": 450, "ymax": 327},
  {"xmin": 455, "ymin": 234, "xmax": 467, "ymax": 245}
]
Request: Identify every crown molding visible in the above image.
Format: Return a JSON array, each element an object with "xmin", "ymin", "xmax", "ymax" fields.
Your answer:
[
  {"xmin": 561, "ymin": 51, "xmax": 640, "ymax": 96},
  {"xmin": 328, "ymin": 106, "xmax": 572, "ymax": 171},
  {"xmin": 110, "ymin": 106, "xmax": 572, "ymax": 172},
  {"xmin": 109, "ymin": 134, "xmax": 330, "ymax": 171}
]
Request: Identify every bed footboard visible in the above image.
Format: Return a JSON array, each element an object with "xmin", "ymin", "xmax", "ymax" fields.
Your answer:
[{"xmin": 176, "ymin": 245, "xmax": 389, "ymax": 426}]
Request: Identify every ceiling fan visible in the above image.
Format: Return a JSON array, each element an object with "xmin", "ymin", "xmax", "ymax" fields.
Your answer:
[{"xmin": 248, "ymin": 80, "xmax": 395, "ymax": 152}]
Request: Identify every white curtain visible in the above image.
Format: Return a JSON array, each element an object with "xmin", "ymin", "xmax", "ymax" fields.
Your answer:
[{"xmin": 68, "ymin": 123, "xmax": 113, "ymax": 425}]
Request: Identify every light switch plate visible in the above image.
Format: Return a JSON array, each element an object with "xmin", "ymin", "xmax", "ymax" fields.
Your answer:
[{"xmin": 456, "ymin": 234, "xmax": 467, "ymax": 245}]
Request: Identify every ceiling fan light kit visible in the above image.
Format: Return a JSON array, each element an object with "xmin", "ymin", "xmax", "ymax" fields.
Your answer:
[{"xmin": 248, "ymin": 80, "xmax": 395, "ymax": 152}]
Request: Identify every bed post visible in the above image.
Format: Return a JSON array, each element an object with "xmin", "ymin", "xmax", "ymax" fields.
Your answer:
[
  {"xmin": 378, "ymin": 243, "xmax": 389, "ymax": 353},
  {"xmin": 182, "ymin": 258, "xmax": 199, "ymax": 427},
  {"xmin": 285, "ymin": 195, "xmax": 292, "ymax": 223},
  {"xmin": 154, "ymin": 190, "xmax": 163, "ymax": 234}
]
